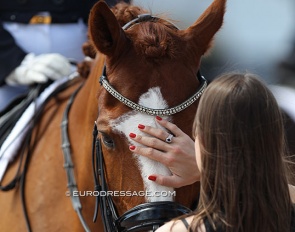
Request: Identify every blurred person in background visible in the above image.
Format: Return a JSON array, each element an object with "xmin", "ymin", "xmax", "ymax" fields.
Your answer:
[{"xmin": 0, "ymin": 0, "xmax": 130, "ymax": 113}]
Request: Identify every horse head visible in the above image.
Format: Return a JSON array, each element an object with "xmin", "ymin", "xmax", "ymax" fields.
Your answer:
[{"xmin": 88, "ymin": 0, "xmax": 226, "ymax": 230}]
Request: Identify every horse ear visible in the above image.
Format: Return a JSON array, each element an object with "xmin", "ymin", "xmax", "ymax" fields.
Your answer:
[
  {"xmin": 88, "ymin": 1, "xmax": 127, "ymax": 56},
  {"xmin": 183, "ymin": 0, "xmax": 226, "ymax": 55}
]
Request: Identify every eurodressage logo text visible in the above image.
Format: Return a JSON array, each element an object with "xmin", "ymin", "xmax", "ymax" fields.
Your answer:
[{"xmin": 65, "ymin": 190, "xmax": 176, "ymax": 198}]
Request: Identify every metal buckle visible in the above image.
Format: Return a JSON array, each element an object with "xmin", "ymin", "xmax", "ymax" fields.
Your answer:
[{"xmin": 29, "ymin": 15, "xmax": 52, "ymax": 24}]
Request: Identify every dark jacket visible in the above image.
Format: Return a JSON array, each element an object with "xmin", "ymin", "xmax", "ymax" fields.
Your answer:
[{"xmin": 0, "ymin": 0, "xmax": 129, "ymax": 85}]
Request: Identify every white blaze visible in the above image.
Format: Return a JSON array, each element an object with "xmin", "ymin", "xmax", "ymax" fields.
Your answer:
[{"xmin": 111, "ymin": 87, "xmax": 174, "ymax": 202}]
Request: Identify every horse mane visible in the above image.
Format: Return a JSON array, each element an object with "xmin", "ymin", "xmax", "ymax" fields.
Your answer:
[{"xmin": 111, "ymin": 2, "xmax": 180, "ymax": 61}]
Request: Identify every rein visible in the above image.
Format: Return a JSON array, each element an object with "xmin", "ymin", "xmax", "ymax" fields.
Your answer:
[
  {"xmin": 0, "ymin": 73, "xmax": 81, "ymax": 232},
  {"xmin": 60, "ymin": 82, "xmax": 89, "ymax": 231}
]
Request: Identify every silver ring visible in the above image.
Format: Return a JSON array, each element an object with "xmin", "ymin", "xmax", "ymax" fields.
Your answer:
[{"xmin": 165, "ymin": 134, "xmax": 174, "ymax": 143}]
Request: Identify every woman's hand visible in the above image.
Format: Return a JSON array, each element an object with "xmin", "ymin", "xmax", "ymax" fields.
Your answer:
[{"xmin": 129, "ymin": 116, "xmax": 200, "ymax": 188}]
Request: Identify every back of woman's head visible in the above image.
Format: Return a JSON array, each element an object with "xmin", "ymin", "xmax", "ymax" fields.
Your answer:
[{"xmin": 193, "ymin": 73, "xmax": 292, "ymax": 232}]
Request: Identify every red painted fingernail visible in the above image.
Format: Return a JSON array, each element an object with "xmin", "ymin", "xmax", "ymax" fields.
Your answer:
[
  {"xmin": 129, "ymin": 133, "xmax": 136, "ymax": 138},
  {"xmin": 148, "ymin": 175, "xmax": 157, "ymax": 181},
  {"xmin": 138, "ymin": 124, "xmax": 145, "ymax": 129},
  {"xmin": 156, "ymin": 116, "xmax": 162, "ymax": 121},
  {"xmin": 129, "ymin": 145, "xmax": 136, "ymax": 150}
]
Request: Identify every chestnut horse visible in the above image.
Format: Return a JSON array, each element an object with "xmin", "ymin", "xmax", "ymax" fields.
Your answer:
[{"xmin": 0, "ymin": 1, "xmax": 226, "ymax": 231}]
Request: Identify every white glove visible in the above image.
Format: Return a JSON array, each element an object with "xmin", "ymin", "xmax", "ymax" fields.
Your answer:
[{"xmin": 6, "ymin": 53, "xmax": 72, "ymax": 85}]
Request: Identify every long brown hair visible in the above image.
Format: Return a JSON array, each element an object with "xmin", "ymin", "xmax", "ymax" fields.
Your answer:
[{"xmin": 191, "ymin": 73, "xmax": 292, "ymax": 232}]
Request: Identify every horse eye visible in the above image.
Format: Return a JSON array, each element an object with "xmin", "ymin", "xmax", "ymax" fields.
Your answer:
[{"xmin": 101, "ymin": 134, "xmax": 115, "ymax": 149}]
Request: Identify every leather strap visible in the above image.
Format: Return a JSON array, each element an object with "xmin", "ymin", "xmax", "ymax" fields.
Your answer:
[{"xmin": 60, "ymin": 82, "xmax": 91, "ymax": 232}]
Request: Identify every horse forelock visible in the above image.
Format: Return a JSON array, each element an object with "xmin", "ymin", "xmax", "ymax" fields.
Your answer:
[
  {"xmin": 110, "ymin": 2, "xmax": 181, "ymax": 61},
  {"xmin": 111, "ymin": 2, "xmax": 148, "ymax": 27},
  {"xmin": 127, "ymin": 20, "xmax": 181, "ymax": 61}
]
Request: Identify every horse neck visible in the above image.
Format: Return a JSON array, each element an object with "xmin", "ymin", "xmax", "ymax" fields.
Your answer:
[
  {"xmin": 69, "ymin": 55, "xmax": 104, "ymax": 186},
  {"xmin": 77, "ymin": 55, "xmax": 103, "ymax": 117}
]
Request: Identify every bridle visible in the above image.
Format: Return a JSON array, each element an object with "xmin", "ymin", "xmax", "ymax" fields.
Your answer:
[
  {"xmin": 62, "ymin": 14, "xmax": 207, "ymax": 232},
  {"xmin": 90, "ymin": 14, "xmax": 207, "ymax": 232},
  {"xmin": 91, "ymin": 124, "xmax": 193, "ymax": 232}
]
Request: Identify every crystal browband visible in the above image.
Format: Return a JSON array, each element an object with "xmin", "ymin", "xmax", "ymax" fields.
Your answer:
[
  {"xmin": 99, "ymin": 73, "xmax": 207, "ymax": 116},
  {"xmin": 99, "ymin": 13, "xmax": 208, "ymax": 116}
]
